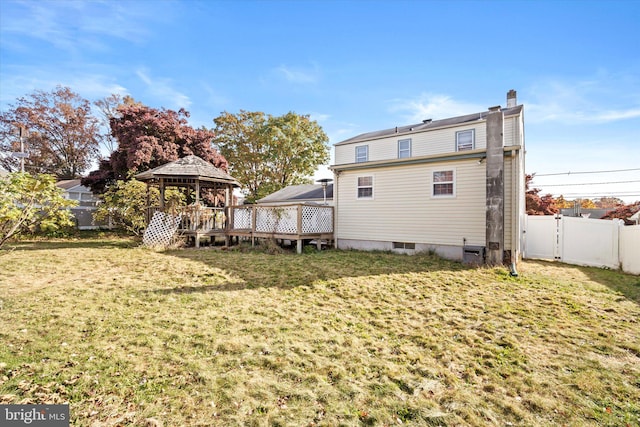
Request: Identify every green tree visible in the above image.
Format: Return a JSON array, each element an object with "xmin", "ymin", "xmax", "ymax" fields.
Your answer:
[
  {"xmin": 93, "ymin": 179, "xmax": 149, "ymax": 236},
  {"xmin": 213, "ymin": 110, "xmax": 329, "ymax": 202},
  {"xmin": 93, "ymin": 178, "xmax": 185, "ymax": 236},
  {"xmin": 0, "ymin": 172, "xmax": 77, "ymax": 248}
]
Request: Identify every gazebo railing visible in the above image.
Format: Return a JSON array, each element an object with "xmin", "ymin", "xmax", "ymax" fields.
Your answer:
[{"xmin": 148, "ymin": 206, "xmax": 227, "ymax": 233}]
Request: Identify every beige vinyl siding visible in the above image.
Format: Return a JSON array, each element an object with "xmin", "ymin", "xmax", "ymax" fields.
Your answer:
[
  {"xmin": 503, "ymin": 116, "xmax": 521, "ymax": 147},
  {"xmin": 336, "ymin": 159, "xmax": 487, "ymax": 247},
  {"xmin": 334, "ymin": 123, "xmax": 488, "ymax": 166},
  {"xmin": 334, "ymin": 112, "xmax": 523, "ymax": 166},
  {"xmin": 504, "ymin": 159, "xmax": 513, "ymax": 250}
]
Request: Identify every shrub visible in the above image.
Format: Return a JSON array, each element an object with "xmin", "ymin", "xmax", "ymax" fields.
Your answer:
[{"xmin": 0, "ymin": 172, "xmax": 77, "ymax": 248}]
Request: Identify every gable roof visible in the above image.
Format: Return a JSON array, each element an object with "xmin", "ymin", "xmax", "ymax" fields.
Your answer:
[
  {"xmin": 335, "ymin": 105, "xmax": 523, "ymax": 146},
  {"xmin": 135, "ymin": 155, "xmax": 240, "ymax": 186},
  {"xmin": 258, "ymin": 184, "xmax": 333, "ymax": 204},
  {"xmin": 56, "ymin": 179, "xmax": 83, "ymax": 191}
]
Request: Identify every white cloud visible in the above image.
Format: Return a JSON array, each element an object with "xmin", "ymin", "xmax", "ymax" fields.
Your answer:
[
  {"xmin": 0, "ymin": 67, "xmax": 129, "ymax": 106},
  {"xmin": 275, "ymin": 64, "xmax": 320, "ymax": 84},
  {"xmin": 201, "ymin": 83, "xmax": 229, "ymax": 109},
  {"xmin": 308, "ymin": 112, "xmax": 330, "ymax": 123},
  {"xmin": 67, "ymin": 77, "xmax": 129, "ymax": 100},
  {"xmin": 0, "ymin": 1, "xmax": 157, "ymax": 53},
  {"xmin": 525, "ymin": 75, "xmax": 640, "ymax": 124},
  {"xmin": 389, "ymin": 93, "xmax": 485, "ymax": 123},
  {"xmin": 136, "ymin": 69, "xmax": 191, "ymax": 110}
]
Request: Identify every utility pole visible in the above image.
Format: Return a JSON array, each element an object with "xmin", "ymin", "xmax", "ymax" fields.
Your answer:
[
  {"xmin": 19, "ymin": 126, "xmax": 25, "ymax": 172},
  {"xmin": 12, "ymin": 125, "xmax": 28, "ymax": 172}
]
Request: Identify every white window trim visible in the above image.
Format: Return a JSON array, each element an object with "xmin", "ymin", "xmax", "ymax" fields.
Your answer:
[
  {"xmin": 355, "ymin": 145, "xmax": 368, "ymax": 163},
  {"xmin": 356, "ymin": 175, "xmax": 374, "ymax": 200},
  {"xmin": 398, "ymin": 138, "xmax": 411, "ymax": 159},
  {"xmin": 431, "ymin": 168, "xmax": 456, "ymax": 198},
  {"xmin": 456, "ymin": 129, "xmax": 475, "ymax": 151}
]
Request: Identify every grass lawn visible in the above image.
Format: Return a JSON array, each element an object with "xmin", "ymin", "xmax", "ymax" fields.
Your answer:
[{"xmin": 0, "ymin": 234, "xmax": 639, "ymax": 426}]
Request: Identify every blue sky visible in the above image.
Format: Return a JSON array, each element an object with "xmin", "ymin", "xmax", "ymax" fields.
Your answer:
[{"xmin": 1, "ymin": 0, "xmax": 639, "ymax": 202}]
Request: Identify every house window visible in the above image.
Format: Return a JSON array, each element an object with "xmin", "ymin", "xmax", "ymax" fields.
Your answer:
[
  {"xmin": 432, "ymin": 170, "xmax": 455, "ymax": 197},
  {"xmin": 355, "ymin": 145, "xmax": 368, "ymax": 163},
  {"xmin": 357, "ymin": 176, "xmax": 373, "ymax": 199},
  {"xmin": 398, "ymin": 139, "xmax": 411, "ymax": 158},
  {"xmin": 456, "ymin": 129, "xmax": 475, "ymax": 151}
]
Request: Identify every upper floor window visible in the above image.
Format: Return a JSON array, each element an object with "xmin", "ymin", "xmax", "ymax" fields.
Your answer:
[
  {"xmin": 398, "ymin": 139, "xmax": 411, "ymax": 159},
  {"xmin": 432, "ymin": 169, "xmax": 455, "ymax": 197},
  {"xmin": 456, "ymin": 129, "xmax": 475, "ymax": 151},
  {"xmin": 355, "ymin": 145, "xmax": 368, "ymax": 163},
  {"xmin": 357, "ymin": 176, "xmax": 373, "ymax": 199}
]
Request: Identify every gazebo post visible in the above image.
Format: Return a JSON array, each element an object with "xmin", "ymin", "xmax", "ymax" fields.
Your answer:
[
  {"xmin": 134, "ymin": 155, "xmax": 241, "ymax": 249},
  {"xmin": 224, "ymin": 185, "xmax": 231, "ymax": 246},
  {"xmin": 159, "ymin": 178, "xmax": 165, "ymax": 210},
  {"xmin": 145, "ymin": 183, "xmax": 151, "ymax": 223}
]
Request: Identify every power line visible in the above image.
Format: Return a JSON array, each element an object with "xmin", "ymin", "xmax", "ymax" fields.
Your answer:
[
  {"xmin": 535, "ymin": 179, "xmax": 640, "ymax": 187},
  {"xmin": 549, "ymin": 193, "xmax": 640, "ymax": 198},
  {"xmin": 533, "ymin": 167, "xmax": 640, "ymax": 177}
]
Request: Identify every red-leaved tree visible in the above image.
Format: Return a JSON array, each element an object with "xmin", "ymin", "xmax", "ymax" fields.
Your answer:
[
  {"xmin": 0, "ymin": 86, "xmax": 101, "ymax": 178},
  {"xmin": 525, "ymin": 174, "xmax": 559, "ymax": 215},
  {"xmin": 83, "ymin": 104, "xmax": 227, "ymax": 193},
  {"xmin": 602, "ymin": 201, "xmax": 640, "ymax": 225}
]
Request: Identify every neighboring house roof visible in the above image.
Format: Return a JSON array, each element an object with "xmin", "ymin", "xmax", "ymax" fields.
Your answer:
[
  {"xmin": 56, "ymin": 179, "xmax": 99, "ymax": 207},
  {"xmin": 335, "ymin": 105, "xmax": 523, "ymax": 146},
  {"xmin": 57, "ymin": 179, "xmax": 84, "ymax": 191},
  {"xmin": 560, "ymin": 208, "xmax": 610, "ymax": 219},
  {"xmin": 135, "ymin": 155, "xmax": 241, "ymax": 187},
  {"xmin": 258, "ymin": 184, "xmax": 333, "ymax": 204}
]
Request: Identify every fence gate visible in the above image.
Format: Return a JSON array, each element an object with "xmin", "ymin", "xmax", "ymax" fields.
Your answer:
[
  {"xmin": 524, "ymin": 215, "xmax": 561, "ymax": 260},
  {"xmin": 524, "ymin": 215, "xmax": 621, "ymax": 269}
]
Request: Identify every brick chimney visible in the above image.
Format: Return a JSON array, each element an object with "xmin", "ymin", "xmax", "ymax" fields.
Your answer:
[{"xmin": 507, "ymin": 90, "xmax": 517, "ymax": 108}]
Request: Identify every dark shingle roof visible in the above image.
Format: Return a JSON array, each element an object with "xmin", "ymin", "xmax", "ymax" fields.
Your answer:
[
  {"xmin": 258, "ymin": 184, "xmax": 333, "ymax": 203},
  {"xmin": 135, "ymin": 155, "xmax": 240, "ymax": 186},
  {"xmin": 335, "ymin": 105, "xmax": 523, "ymax": 146}
]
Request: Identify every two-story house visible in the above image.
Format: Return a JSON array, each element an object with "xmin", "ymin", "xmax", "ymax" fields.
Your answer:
[{"xmin": 330, "ymin": 90, "xmax": 525, "ymax": 267}]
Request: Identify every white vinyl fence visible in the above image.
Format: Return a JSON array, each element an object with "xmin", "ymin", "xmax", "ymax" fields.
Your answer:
[
  {"xmin": 524, "ymin": 215, "xmax": 640, "ymax": 275},
  {"xmin": 620, "ymin": 225, "xmax": 640, "ymax": 275}
]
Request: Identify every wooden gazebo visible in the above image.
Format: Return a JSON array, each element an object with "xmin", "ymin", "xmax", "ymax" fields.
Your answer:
[
  {"xmin": 135, "ymin": 155, "xmax": 334, "ymax": 252},
  {"xmin": 135, "ymin": 155, "xmax": 241, "ymax": 246}
]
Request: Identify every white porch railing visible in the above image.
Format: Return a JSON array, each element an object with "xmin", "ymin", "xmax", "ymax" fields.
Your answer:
[{"xmin": 230, "ymin": 204, "xmax": 334, "ymax": 235}]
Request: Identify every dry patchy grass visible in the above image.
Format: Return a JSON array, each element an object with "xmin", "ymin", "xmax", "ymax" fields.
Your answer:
[{"xmin": 0, "ymin": 236, "xmax": 639, "ymax": 426}]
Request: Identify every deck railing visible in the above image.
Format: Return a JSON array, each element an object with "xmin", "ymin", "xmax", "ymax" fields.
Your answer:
[
  {"xmin": 147, "ymin": 204, "xmax": 333, "ymax": 251},
  {"xmin": 229, "ymin": 204, "xmax": 333, "ymax": 236}
]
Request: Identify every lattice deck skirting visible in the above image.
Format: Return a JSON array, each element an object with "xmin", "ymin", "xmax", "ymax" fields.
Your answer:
[
  {"xmin": 226, "ymin": 204, "xmax": 334, "ymax": 253},
  {"xmin": 142, "ymin": 211, "xmax": 181, "ymax": 247},
  {"xmin": 143, "ymin": 204, "xmax": 334, "ymax": 252}
]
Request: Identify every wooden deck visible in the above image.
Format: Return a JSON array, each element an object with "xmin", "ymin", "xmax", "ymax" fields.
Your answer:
[
  {"xmin": 227, "ymin": 204, "xmax": 334, "ymax": 252},
  {"xmin": 148, "ymin": 204, "xmax": 334, "ymax": 252}
]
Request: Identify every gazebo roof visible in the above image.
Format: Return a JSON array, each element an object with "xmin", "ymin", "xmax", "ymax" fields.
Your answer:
[{"xmin": 135, "ymin": 155, "xmax": 241, "ymax": 187}]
